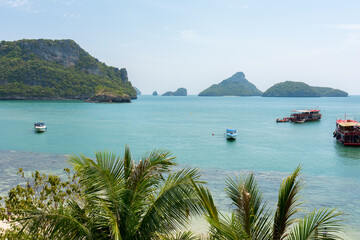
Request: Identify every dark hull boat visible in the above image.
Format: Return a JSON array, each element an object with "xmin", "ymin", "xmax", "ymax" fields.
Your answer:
[{"xmin": 289, "ymin": 109, "xmax": 321, "ymax": 123}]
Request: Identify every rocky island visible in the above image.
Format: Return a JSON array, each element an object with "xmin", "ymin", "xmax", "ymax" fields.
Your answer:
[
  {"xmin": 152, "ymin": 91, "xmax": 158, "ymax": 96},
  {"xmin": 0, "ymin": 39, "xmax": 136, "ymax": 102},
  {"xmin": 198, "ymin": 72, "xmax": 262, "ymax": 96},
  {"xmin": 162, "ymin": 88, "xmax": 187, "ymax": 96},
  {"xmin": 262, "ymin": 81, "xmax": 348, "ymax": 97}
]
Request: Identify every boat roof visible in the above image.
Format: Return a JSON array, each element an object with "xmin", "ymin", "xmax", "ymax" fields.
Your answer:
[
  {"xmin": 292, "ymin": 109, "xmax": 320, "ymax": 113},
  {"xmin": 226, "ymin": 129, "xmax": 236, "ymax": 131},
  {"xmin": 35, "ymin": 122, "xmax": 46, "ymax": 125},
  {"xmin": 336, "ymin": 119, "xmax": 359, "ymax": 127}
]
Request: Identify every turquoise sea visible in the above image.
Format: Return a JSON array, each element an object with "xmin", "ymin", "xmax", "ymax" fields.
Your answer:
[{"xmin": 0, "ymin": 96, "xmax": 360, "ymax": 237}]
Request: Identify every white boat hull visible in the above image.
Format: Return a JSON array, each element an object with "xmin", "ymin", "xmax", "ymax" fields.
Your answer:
[
  {"xmin": 226, "ymin": 133, "xmax": 237, "ymax": 139},
  {"xmin": 35, "ymin": 126, "xmax": 47, "ymax": 132}
]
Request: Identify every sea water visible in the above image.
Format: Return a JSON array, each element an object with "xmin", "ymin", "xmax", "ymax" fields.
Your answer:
[{"xmin": 0, "ymin": 96, "xmax": 359, "ymax": 237}]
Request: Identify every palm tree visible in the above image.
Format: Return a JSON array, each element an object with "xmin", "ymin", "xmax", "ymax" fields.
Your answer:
[
  {"xmin": 193, "ymin": 166, "xmax": 344, "ymax": 240},
  {"xmin": 19, "ymin": 147, "xmax": 204, "ymax": 240}
]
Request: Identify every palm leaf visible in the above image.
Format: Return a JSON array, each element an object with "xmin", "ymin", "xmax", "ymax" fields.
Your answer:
[
  {"xmin": 155, "ymin": 230, "xmax": 199, "ymax": 240},
  {"xmin": 272, "ymin": 165, "xmax": 302, "ymax": 240},
  {"xmin": 138, "ymin": 168, "xmax": 203, "ymax": 238},
  {"xmin": 286, "ymin": 208, "xmax": 343, "ymax": 240},
  {"xmin": 19, "ymin": 203, "xmax": 94, "ymax": 240},
  {"xmin": 225, "ymin": 173, "xmax": 271, "ymax": 239}
]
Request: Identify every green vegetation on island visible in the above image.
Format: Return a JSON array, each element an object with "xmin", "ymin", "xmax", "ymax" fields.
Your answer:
[
  {"xmin": 263, "ymin": 81, "xmax": 348, "ymax": 97},
  {"xmin": 0, "ymin": 39, "xmax": 137, "ymax": 102},
  {"xmin": 312, "ymin": 86, "xmax": 348, "ymax": 97},
  {"xmin": 162, "ymin": 87, "xmax": 187, "ymax": 96},
  {"xmin": 198, "ymin": 72, "xmax": 262, "ymax": 96},
  {"xmin": 0, "ymin": 147, "xmax": 344, "ymax": 239}
]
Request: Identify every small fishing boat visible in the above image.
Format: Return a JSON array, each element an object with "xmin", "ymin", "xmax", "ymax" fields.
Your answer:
[
  {"xmin": 276, "ymin": 117, "xmax": 289, "ymax": 123},
  {"xmin": 34, "ymin": 122, "xmax": 47, "ymax": 132},
  {"xmin": 225, "ymin": 129, "xmax": 237, "ymax": 139}
]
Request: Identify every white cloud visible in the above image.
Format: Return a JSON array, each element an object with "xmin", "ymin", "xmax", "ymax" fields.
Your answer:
[
  {"xmin": 345, "ymin": 33, "xmax": 360, "ymax": 45},
  {"xmin": 332, "ymin": 24, "xmax": 360, "ymax": 31},
  {"xmin": 180, "ymin": 29, "xmax": 202, "ymax": 43},
  {"xmin": 62, "ymin": 12, "xmax": 80, "ymax": 18},
  {"xmin": 0, "ymin": 0, "xmax": 28, "ymax": 7}
]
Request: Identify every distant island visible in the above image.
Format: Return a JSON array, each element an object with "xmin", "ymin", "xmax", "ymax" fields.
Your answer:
[
  {"xmin": 134, "ymin": 87, "xmax": 141, "ymax": 95},
  {"xmin": 312, "ymin": 86, "xmax": 348, "ymax": 97},
  {"xmin": 262, "ymin": 81, "xmax": 348, "ymax": 97},
  {"xmin": 0, "ymin": 39, "xmax": 137, "ymax": 102},
  {"xmin": 198, "ymin": 72, "xmax": 262, "ymax": 96},
  {"xmin": 162, "ymin": 88, "xmax": 187, "ymax": 96},
  {"xmin": 152, "ymin": 91, "xmax": 158, "ymax": 96}
]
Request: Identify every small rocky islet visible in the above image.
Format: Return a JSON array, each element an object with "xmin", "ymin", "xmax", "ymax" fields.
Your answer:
[{"xmin": 162, "ymin": 88, "xmax": 187, "ymax": 96}]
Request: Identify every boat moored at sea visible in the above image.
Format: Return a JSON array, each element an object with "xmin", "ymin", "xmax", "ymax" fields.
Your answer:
[
  {"xmin": 276, "ymin": 117, "xmax": 289, "ymax": 123},
  {"xmin": 333, "ymin": 119, "xmax": 360, "ymax": 146},
  {"xmin": 289, "ymin": 109, "xmax": 322, "ymax": 123},
  {"xmin": 34, "ymin": 122, "xmax": 47, "ymax": 132},
  {"xmin": 225, "ymin": 129, "xmax": 237, "ymax": 140}
]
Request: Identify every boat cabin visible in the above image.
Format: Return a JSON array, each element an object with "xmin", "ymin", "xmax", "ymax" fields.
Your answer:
[
  {"xmin": 290, "ymin": 109, "xmax": 321, "ymax": 122},
  {"xmin": 34, "ymin": 122, "xmax": 46, "ymax": 127},
  {"xmin": 226, "ymin": 129, "xmax": 236, "ymax": 133}
]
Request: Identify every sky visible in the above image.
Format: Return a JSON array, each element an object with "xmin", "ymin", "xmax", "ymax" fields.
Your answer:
[{"xmin": 1, "ymin": 0, "xmax": 360, "ymax": 94}]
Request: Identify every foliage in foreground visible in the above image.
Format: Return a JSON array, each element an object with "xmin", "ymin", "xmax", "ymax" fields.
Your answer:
[
  {"xmin": 0, "ymin": 168, "xmax": 81, "ymax": 239},
  {"xmin": 193, "ymin": 166, "xmax": 344, "ymax": 240},
  {"xmin": 0, "ymin": 148, "xmax": 344, "ymax": 240},
  {"xmin": 1, "ymin": 147, "xmax": 204, "ymax": 239}
]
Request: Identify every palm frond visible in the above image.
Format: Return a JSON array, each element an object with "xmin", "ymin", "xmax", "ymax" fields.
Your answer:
[
  {"xmin": 225, "ymin": 173, "xmax": 271, "ymax": 239},
  {"xmin": 68, "ymin": 150, "xmax": 128, "ymax": 238},
  {"xmin": 138, "ymin": 168, "xmax": 203, "ymax": 238},
  {"xmin": 273, "ymin": 165, "xmax": 302, "ymax": 240},
  {"xmin": 19, "ymin": 204, "xmax": 93, "ymax": 240},
  {"xmin": 191, "ymin": 179, "xmax": 219, "ymax": 221},
  {"xmin": 123, "ymin": 145, "xmax": 133, "ymax": 181},
  {"xmin": 206, "ymin": 213, "xmax": 248, "ymax": 240},
  {"xmin": 155, "ymin": 230, "xmax": 200, "ymax": 240},
  {"xmin": 286, "ymin": 208, "xmax": 344, "ymax": 240}
]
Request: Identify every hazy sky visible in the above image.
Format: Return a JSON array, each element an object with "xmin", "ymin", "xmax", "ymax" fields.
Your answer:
[{"xmin": 1, "ymin": 0, "xmax": 360, "ymax": 94}]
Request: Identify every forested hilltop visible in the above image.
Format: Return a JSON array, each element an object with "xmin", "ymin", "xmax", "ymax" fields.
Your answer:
[
  {"xmin": 262, "ymin": 81, "xmax": 348, "ymax": 97},
  {"xmin": 0, "ymin": 39, "xmax": 137, "ymax": 102},
  {"xmin": 198, "ymin": 72, "xmax": 262, "ymax": 96}
]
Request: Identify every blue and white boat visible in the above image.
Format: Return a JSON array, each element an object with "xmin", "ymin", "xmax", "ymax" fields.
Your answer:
[
  {"xmin": 34, "ymin": 122, "xmax": 47, "ymax": 132},
  {"xmin": 225, "ymin": 129, "xmax": 237, "ymax": 139}
]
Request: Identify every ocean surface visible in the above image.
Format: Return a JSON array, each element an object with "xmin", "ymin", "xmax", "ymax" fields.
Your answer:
[{"xmin": 0, "ymin": 95, "xmax": 360, "ymax": 237}]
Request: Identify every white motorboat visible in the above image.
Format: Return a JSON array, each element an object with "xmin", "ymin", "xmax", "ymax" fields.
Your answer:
[
  {"xmin": 34, "ymin": 122, "xmax": 47, "ymax": 132},
  {"xmin": 225, "ymin": 129, "xmax": 237, "ymax": 139}
]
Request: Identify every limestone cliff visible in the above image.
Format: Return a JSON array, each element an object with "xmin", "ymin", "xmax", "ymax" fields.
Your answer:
[{"xmin": 0, "ymin": 39, "xmax": 136, "ymax": 102}]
